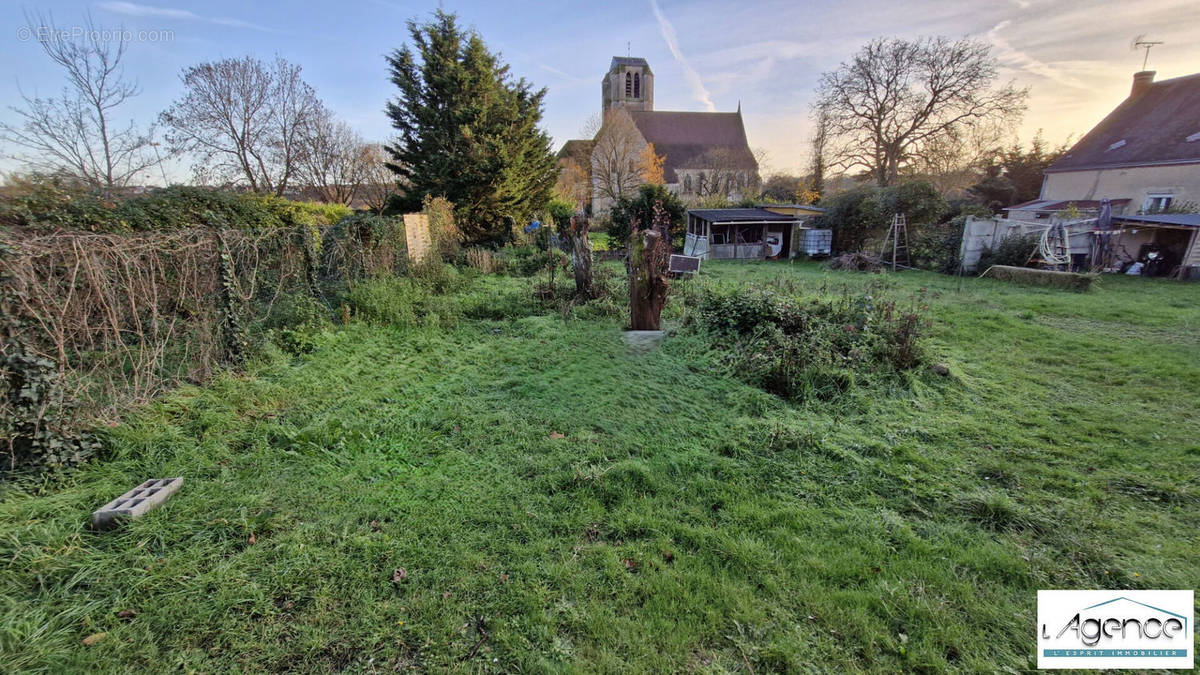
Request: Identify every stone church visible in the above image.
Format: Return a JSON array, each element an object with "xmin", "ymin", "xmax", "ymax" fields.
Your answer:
[{"xmin": 558, "ymin": 57, "xmax": 759, "ymax": 215}]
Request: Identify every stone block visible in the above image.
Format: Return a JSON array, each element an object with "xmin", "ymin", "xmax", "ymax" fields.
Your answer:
[{"xmin": 92, "ymin": 477, "xmax": 183, "ymax": 529}]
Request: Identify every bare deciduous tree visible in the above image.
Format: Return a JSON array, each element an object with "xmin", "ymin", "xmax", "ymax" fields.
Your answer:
[
  {"xmin": 816, "ymin": 36, "xmax": 1028, "ymax": 187},
  {"xmin": 685, "ymin": 147, "xmax": 759, "ymax": 200},
  {"xmin": 160, "ymin": 56, "xmax": 324, "ymax": 195},
  {"xmin": 358, "ymin": 143, "xmax": 400, "ymax": 214},
  {"xmin": 299, "ymin": 109, "xmax": 370, "ymax": 206},
  {"xmin": 0, "ymin": 12, "xmax": 159, "ymax": 191},
  {"xmin": 905, "ymin": 122, "xmax": 1006, "ymax": 198},
  {"xmin": 591, "ymin": 109, "xmax": 646, "ymax": 204}
]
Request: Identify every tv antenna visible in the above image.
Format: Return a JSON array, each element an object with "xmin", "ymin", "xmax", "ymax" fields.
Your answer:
[{"xmin": 1131, "ymin": 35, "xmax": 1164, "ymax": 70}]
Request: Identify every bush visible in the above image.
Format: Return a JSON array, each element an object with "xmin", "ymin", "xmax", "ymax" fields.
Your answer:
[
  {"xmin": 977, "ymin": 233, "xmax": 1037, "ymax": 271},
  {"xmin": 262, "ymin": 294, "xmax": 332, "ymax": 354},
  {"xmin": 811, "ymin": 180, "xmax": 949, "ymax": 254},
  {"xmin": 687, "ymin": 285, "xmax": 928, "ymax": 401},
  {"xmin": 828, "ymin": 252, "xmax": 884, "ymax": 272},
  {"xmin": 321, "ymin": 213, "xmax": 407, "ymax": 280},
  {"xmin": 499, "ymin": 245, "xmax": 559, "ymax": 277},
  {"xmin": 609, "ymin": 184, "xmax": 685, "ymax": 250},
  {"xmin": 344, "ymin": 276, "xmax": 458, "ymax": 329},
  {"xmin": 909, "ymin": 221, "xmax": 964, "ymax": 274}
]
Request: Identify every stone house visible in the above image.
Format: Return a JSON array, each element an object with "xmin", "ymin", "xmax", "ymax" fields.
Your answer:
[{"xmin": 1003, "ymin": 70, "xmax": 1200, "ymax": 276}]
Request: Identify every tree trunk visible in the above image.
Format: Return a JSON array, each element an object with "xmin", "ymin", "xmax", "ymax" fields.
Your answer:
[
  {"xmin": 628, "ymin": 228, "xmax": 669, "ymax": 330},
  {"xmin": 568, "ymin": 215, "xmax": 594, "ymax": 299}
]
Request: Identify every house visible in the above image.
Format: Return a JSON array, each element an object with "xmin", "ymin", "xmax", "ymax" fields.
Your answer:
[
  {"xmin": 1004, "ymin": 70, "xmax": 1200, "ymax": 277},
  {"xmin": 559, "ymin": 57, "xmax": 759, "ymax": 215},
  {"xmin": 684, "ymin": 204, "xmax": 825, "ymax": 260}
]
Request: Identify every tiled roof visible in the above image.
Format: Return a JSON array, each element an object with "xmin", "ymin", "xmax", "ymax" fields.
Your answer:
[
  {"xmin": 557, "ymin": 139, "xmax": 593, "ymax": 162},
  {"xmin": 628, "ymin": 111, "xmax": 757, "ymax": 183},
  {"xmin": 1047, "ymin": 72, "xmax": 1200, "ymax": 172}
]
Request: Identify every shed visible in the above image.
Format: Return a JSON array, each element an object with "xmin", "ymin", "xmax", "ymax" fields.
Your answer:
[{"xmin": 685, "ymin": 207, "xmax": 821, "ymax": 260}]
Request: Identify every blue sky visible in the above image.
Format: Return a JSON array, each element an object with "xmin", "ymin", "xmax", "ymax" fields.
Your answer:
[{"xmin": 2, "ymin": 0, "xmax": 1198, "ymax": 182}]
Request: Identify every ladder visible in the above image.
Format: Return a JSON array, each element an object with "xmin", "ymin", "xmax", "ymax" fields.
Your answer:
[{"xmin": 881, "ymin": 213, "xmax": 910, "ymax": 271}]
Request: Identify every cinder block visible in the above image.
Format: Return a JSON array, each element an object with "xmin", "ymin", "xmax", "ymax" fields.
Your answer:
[{"xmin": 92, "ymin": 477, "xmax": 183, "ymax": 530}]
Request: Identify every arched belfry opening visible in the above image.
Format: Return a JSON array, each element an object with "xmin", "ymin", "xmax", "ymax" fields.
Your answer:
[{"xmin": 602, "ymin": 57, "xmax": 654, "ymax": 113}]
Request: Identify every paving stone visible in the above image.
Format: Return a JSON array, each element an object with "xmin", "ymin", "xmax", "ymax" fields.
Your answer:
[{"xmin": 92, "ymin": 477, "xmax": 183, "ymax": 530}]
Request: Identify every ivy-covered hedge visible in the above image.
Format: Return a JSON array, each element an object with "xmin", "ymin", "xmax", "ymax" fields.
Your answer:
[{"xmin": 0, "ymin": 176, "xmax": 352, "ymax": 232}]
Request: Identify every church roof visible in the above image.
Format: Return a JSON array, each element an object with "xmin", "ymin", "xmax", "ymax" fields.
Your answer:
[
  {"xmin": 628, "ymin": 111, "xmax": 757, "ymax": 182},
  {"xmin": 557, "ymin": 139, "xmax": 594, "ymax": 162},
  {"xmin": 1047, "ymin": 72, "xmax": 1200, "ymax": 173}
]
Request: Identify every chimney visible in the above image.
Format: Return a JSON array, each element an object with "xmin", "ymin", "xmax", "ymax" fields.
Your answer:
[{"xmin": 1131, "ymin": 71, "xmax": 1156, "ymax": 98}]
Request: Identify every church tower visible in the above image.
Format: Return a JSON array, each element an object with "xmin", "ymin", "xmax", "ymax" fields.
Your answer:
[{"xmin": 602, "ymin": 57, "xmax": 654, "ymax": 113}]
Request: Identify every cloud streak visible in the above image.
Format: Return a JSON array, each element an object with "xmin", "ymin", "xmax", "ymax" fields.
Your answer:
[
  {"xmin": 97, "ymin": 2, "xmax": 277, "ymax": 32},
  {"xmin": 648, "ymin": 0, "xmax": 715, "ymax": 112}
]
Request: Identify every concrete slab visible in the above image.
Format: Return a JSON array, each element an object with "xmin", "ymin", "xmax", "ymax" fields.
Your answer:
[
  {"xmin": 92, "ymin": 477, "xmax": 183, "ymax": 530},
  {"xmin": 623, "ymin": 330, "xmax": 665, "ymax": 354}
]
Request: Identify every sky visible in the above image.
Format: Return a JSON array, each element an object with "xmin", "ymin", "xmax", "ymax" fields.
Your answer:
[{"xmin": 1, "ymin": 0, "xmax": 1198, "ymax": 182}]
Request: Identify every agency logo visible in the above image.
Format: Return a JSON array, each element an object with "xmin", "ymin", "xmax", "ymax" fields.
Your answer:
[{"xmin": 1037, "ymin": 590, "xmax": 1194, "ymax": 669}]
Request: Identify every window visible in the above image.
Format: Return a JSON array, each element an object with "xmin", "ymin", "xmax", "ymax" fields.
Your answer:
[
  {"xmin": 1143, "ymin": 194, "xmax": 1174, "ymax": 213},
  {"xmin": 683, "ymin": 174, "xmax": 692, "ymax": 194},
  {"xmin": 633, "ymin": 73, "xmax": 641, "ymax": 98},
  {"xmin": 625, "ymin": 73, "xmax": 632, "ymax": 97}
]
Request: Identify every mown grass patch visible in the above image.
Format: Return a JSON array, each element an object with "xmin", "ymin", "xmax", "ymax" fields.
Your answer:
[{"xmin": 1, "ymin": 261, "xmax": 1197, "ymax": 672}]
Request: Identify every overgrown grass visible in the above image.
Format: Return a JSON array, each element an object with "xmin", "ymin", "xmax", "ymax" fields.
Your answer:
[{"xmin": 1, "ymin": 262, "xmax": 1197, "ymax": 672}]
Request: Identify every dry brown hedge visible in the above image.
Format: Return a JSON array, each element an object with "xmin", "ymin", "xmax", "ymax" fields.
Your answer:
[{"xmin": 979, "ymin": 265, "xmax": 1097, "ymax": 292}]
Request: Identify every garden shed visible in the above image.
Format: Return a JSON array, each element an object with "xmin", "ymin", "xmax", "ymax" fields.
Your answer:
[{"xmin": 685, "ymin": 206, "xmax": 822, "ymax": 260}]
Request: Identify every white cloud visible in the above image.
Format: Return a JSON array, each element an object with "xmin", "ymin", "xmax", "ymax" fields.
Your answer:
[
  {"xmin": 96, "ymin": 2, "xmax": 276, "ymax": 32},
  {"xmin": 648, "ymin": 0, "xmax": 715, "ymax": 112}
]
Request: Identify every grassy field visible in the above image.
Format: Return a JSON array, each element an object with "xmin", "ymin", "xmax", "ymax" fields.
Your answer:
[{"xmin": 2, "ymin": 261, "xmax": 1198, "ymax": 672}]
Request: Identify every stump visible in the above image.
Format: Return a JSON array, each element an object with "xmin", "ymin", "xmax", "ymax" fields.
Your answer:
[
  {"xmin": 567, "ymin": 214, "xmax": 594, "ymax": 299},
  {"xmin": 629, "ymin": 228, "xmax": 669, "ymax": 330}
]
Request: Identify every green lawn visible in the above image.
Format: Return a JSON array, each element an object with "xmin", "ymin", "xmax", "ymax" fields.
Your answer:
[{"xmin": 2, "ymin": 262, "xmax": 1198, "ymax": 672}]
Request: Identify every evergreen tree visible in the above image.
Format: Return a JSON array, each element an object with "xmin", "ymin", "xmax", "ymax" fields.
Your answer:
[{"xmin": 384, "ymin": 11, "xmax": 557, "ymax": 243}]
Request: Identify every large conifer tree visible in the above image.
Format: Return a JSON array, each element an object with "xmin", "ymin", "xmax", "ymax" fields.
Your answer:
[{"xmin": 385, "ymin": 11, "xmax": 557, "ymax": 243}]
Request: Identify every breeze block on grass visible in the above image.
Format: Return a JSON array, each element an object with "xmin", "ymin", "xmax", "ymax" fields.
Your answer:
[
  {"xmin": 980, "ymin": 265, "xmax": 1097, "ymax": 292},
  {"xmin": 92, "ymin": 477, "xmax": 183, "ymax": 529}
]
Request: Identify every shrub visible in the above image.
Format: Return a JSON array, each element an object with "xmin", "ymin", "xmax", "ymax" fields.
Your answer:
[
  {"xmin": 499, "ymin": 245, "xmax": 559, "ymax": 277},
  {"xmin": 687, "ymin": 285, "xmax": 928, "ymax": 402},
  {"xmin": 321, "ymin": 213, "xmax": 407, "ymax": 280},
  {"xmin": 976, "ymin": 233, "xmax": 1037, "ymax": 271},
  {"xmin": 0, "ymin": 174, "xmax": 117, "ymax": 231},
  {"xmin": 344, "ymin": 277, "xmax": 458, "ymax": 329},
  {"xmin": 828, "ymin": 252, "xmax": 884, "ymax": 272},
  {"xmin": 909, "ymin": 221, "xmax": 964, "ymax": 274},
  {"xmin": 609, "ymin": 184, "xmax": 685, "ymax": 250},
  {"xmin": 811, "ymin": 180, "xmax": 949, "ymax": 254},
  {"xmin": 263, "ymin": 293, "xmax": 331, "ymax": 354}
]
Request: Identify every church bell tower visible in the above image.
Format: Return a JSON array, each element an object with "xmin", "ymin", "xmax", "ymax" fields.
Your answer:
[{"xmin": 602, "ymin": 57, "xmax": 654, "ymax": 113}]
